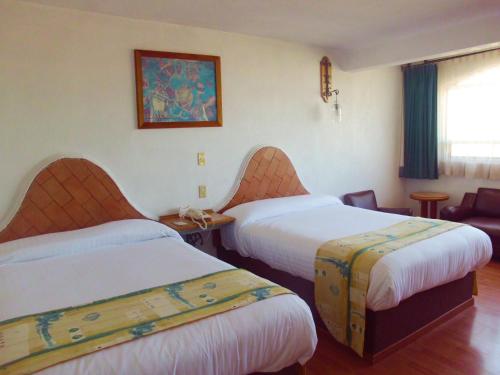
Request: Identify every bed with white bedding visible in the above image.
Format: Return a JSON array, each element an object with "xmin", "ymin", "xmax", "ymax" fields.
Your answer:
[
  {"xmin": 217, "ymin": 146, "xmax": 493, "ymax": 361},
  {"xmin": 221, "ymin": 194, "xmax": 492, "ymax": 311},
  {"xmin": 0, "ymin": 157, "xmax": 317, "ymax": 375},
  {"xmin": 0, "ymin": 220, "xmax": 316, "ymax": 375}
]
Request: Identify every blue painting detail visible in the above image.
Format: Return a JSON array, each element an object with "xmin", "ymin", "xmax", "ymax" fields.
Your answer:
[
  {"xmin": 251, "ymin": 287, "xmax": 272, "ymax": 301},
  {"xmin": 82, "ymin": 312, "xmax": 100, "ymax": 321},
  {"xmin": 329, "ymin": 284, "xmax": 340, "ymax": 296},
  {"xmin": 317, "ymin": 257, "xmax": 351, "ymax": 278},
  {"xmin": 203, "ymin": 282, "xmax": 216, "ymax": 289},
  {"xmin": 141, "ymin": 56, "xmax": 217, "ymax": 123},
  {"xmin": 36, "ymin": 312, "xmax": 64, "ymax": 348},
  {"xmin": 130, "ymin": 322, "xmax": 155, "ymax": 339},
  {"xmin": 164, "ymin": 283, "xmax": 195, "ymax": 308}
]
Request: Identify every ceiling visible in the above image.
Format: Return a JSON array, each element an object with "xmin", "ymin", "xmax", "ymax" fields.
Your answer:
[{"xmin": 26, "ymin": 0, "xmax": 500, "ymax": 70}]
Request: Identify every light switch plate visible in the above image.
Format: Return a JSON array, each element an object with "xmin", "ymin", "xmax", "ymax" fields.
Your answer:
[
  {"xmin": 197, "ymin": 152, "xmax": 206, "ymax": 166},
  {"xmin": 198, "ymin": 185, "xmax": 207, "ymax": 198}
]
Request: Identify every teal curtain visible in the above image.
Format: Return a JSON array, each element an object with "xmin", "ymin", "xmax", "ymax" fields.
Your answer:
[{"xmin": 402, "ymin": 64, "xmax": 438, "ymax": 179}]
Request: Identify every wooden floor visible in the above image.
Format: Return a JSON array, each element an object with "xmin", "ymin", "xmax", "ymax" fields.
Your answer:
[{"xmin": 305, "ymin": 261, "xmax": 500, "ymax": 375}]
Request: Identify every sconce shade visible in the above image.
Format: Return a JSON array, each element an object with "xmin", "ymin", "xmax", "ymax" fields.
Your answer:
[{"xmin": 320, "ymin": 56, "xmax": 333, "ymax": 103}]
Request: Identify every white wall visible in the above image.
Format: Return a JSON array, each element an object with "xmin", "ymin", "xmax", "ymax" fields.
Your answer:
[{"xmin": 0, "ymin": 0, "xmax": 404, "ymax": 224}]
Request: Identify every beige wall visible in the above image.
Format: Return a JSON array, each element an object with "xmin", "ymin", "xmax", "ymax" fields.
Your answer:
[{"xmin": 0, "ymin": 1, "xmax": 404, "ymax": 224}]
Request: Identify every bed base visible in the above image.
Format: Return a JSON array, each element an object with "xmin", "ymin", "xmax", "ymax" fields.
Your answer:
[
  {"xmin": 218, "ymin": 246, "xmax": 474, "ymax": 363},
  {"xmin": 252, "ymin": 363, "xmax": 305, "ymax": 375}
]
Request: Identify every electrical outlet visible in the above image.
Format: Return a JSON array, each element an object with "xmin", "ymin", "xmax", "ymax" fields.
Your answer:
[
  {"xmin": 198, "ymin": 185, "xmax": 207, "ymax": 198},
  {"xmin": 197, "ymin": 152, "xmax": 206, "ymax": 166}
]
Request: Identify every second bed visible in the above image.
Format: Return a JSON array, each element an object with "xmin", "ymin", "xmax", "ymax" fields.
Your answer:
[{"xmin": 217, "ymin": 146, "xmax": 492, "ymax": 361}]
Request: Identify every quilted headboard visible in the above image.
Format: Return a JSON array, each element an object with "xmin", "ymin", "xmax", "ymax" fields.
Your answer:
[
  {"xmin": 220, "ymin": 146, "xmax": 309, "ymax": 212},
  {"xmin": 0, "ymin": 158, "xmax": 146, "ymax": 243}
]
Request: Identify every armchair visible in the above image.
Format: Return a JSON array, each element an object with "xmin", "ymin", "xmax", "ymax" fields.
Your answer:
[
  {"xmin": 343, "ymin": 190, "xmax": 413, "ymax": 216},
  {"xmin": 441, "ymin": 188, "xmax": 500, "ymax": 259}
]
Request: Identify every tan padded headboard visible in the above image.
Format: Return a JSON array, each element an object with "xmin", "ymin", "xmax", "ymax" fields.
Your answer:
[
  {"xmin": 0, "ymin": 158, "xmax": 146, "ymax": 243},
  {"xmin": 220, "ymin": 146, "xmax": 309, "ymax": 212}
]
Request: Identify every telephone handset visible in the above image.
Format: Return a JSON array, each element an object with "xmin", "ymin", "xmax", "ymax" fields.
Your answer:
[{"xmin": 179, "ymin": 206, "xmax": 212, "ymax": 230}]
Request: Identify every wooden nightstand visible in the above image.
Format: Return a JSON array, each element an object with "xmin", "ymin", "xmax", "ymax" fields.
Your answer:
[{"xmin": 159, "ymin": 210, "xmax": 235, "ymax": 247}]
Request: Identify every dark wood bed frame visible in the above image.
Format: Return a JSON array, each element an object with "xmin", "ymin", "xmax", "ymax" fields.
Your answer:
[
  {"xmin": 216, "ymin": 146, "xmax": 475, "ymax": 363},
  {"xmin": 0, "ymin": 157, "xmax": 304, "ymax": 375}
]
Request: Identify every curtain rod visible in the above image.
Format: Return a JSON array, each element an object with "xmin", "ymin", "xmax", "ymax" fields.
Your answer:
[{"xmin": 402, "ymin": 47, "xmax": 500, "ymax": 69}]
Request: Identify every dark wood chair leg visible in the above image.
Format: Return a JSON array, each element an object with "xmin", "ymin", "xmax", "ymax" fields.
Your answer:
[
  {"xmin": 420, "ymin": 201, "xmax": 429, "ymax": 218},
  {"xmin": 430, "ymin": 201, "xmax": 438, "ymax": 219}
]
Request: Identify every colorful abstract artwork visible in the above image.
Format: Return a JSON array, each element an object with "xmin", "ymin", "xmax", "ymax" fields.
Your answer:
[{"xmin": 135, "ymin": 50, "xmax": 222, "ymax": 128}]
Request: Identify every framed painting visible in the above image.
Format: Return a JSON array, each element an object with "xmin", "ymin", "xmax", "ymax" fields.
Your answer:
[{"xmin": 134, "ymin": 50, "xmax": 222, "ymax": 129}]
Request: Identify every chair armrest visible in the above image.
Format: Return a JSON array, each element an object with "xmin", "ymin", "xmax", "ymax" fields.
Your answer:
[
  {"xmin": 440, "ymin": 206, "xmax": 474, "ymax": 222},
  {"xmin": 379, "ymin": 207, "xmax": 413, "ymax": 216}
]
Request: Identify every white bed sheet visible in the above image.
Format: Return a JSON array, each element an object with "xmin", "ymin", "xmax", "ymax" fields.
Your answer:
[
  {"xmin": 221, "ymin": 195, "xmax": 492, "ymax": 311},
  {"xmin": 0, "ymin": 221, "xmax": 317, "ymax": 375}
]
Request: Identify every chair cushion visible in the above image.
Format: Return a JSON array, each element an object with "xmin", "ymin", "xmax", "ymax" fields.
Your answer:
[
  {"xmin": 343, "ymin": 190, "xmax": 378, "ymax": 211},
  {"xmin": 462, "ymin": 216, "xmax": 500, "ymax": 238},
  {"xmin": 474, "ymin": 188, "xmax": 500, "ymax": 217}
]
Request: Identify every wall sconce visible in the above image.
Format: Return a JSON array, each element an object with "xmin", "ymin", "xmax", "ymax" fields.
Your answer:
[{"xmin": 320, "ymin": 56, "xmax": 342, "ymax": 122}]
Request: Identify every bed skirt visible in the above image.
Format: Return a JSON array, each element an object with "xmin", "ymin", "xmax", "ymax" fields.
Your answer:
[{"xmin": 218, "ymin": 246, "xmax": 474, "ymax": 362}]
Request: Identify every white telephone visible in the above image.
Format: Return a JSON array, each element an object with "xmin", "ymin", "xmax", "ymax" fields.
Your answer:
[{"xmin": 179, "ymin": 206, "xmax": 212, "ymax": 230}]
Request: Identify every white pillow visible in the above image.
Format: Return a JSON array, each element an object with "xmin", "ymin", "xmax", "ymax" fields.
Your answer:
[
  {"xmin": 224, "ymin": 194, "xmax": 343, "ymax": 228},
  {"xmin": 0, "ymin": 219, "xmax": 181, "ymax": 265}
]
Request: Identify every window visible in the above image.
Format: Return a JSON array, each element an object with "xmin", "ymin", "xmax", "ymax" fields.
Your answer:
[{"xmin": 438, "ymin": 50, "xmax": 500, "ymax": 179}]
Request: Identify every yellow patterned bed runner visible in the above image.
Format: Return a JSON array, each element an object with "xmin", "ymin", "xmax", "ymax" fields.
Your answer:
[
  {"xmin": 0, "ymin": 268, "xmax": 292, "ymax": 375},
  {"xmin": 314, "ymin": 218, "xmax": 463, "ymax": 356}
]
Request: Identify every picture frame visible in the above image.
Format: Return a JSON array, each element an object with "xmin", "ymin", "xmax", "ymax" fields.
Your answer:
[{"xmin": 134, "ymin": 49, "xmax": 223, "ymax": 129}]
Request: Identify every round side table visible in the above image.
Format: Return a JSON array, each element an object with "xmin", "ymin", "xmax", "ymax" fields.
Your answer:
[{"xmin": 410, "ymin": 192, "xmax": 450, "ymax": 219}]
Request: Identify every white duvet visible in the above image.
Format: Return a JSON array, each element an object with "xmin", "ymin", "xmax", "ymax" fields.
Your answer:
[
  {"xmin": 221, "ymin": 194, "xmax": 493, "ymax": 311},
  {"xmin": 0, "ymin": 220, "xmax": 317, "ymax": 375}
]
